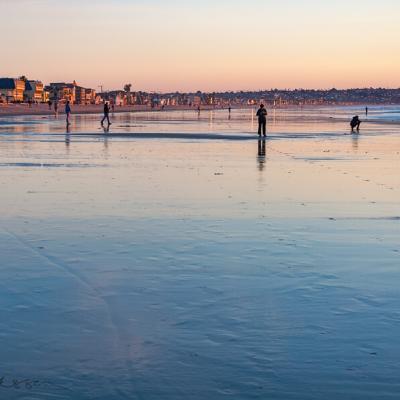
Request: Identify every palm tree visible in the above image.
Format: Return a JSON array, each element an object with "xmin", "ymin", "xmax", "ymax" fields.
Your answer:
[{"xmin": 124, "ymin": 84, "xmax": 132, "ymax": 105}]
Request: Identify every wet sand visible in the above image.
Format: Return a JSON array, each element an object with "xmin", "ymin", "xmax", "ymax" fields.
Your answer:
[
  {"xmin": 0, "ymin": 108, "xmax": 399, "ymax": 399},
  {"xmin": 0, "ymin": 103, "xmax": 221, "ymax": 117}
]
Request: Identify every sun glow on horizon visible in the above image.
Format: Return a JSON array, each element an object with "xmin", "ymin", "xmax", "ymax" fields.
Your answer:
[{"xmin": 1, "ymin": 0, "xmax": 399, "ymax": 91}]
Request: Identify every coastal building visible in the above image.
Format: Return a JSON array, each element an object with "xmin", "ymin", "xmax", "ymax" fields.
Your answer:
[
  {"xmin": 191, "ymin": 95, "xmax": 202, "ymax": 107},
  {"xmin": 98, "ymin": 90, "xmax": 136, "ymax": 106},
  {"xmin": 47, "ymin": 81, "xmax": 96, "ymax": 104},
  {"xmin": 75, "ymin": 85, "xmax": 90, "ymax": 105},
  {"xmin": 42, "ymin": 88, "xmax": 50, "ymax": 103},
  {"xmin": 24, "ymin": 80, "xmax": 44, "ymax": 103},
  {"xmin": 84, "ymin": 88, "xmax": 96, "ymax": 104},
  {"xmin": 48, "ymin": 82, "xmax": 76, "ymax": 103},
  {"xmin": 0, "ymin": 78, "xmax": 25, "ymax": 102}
]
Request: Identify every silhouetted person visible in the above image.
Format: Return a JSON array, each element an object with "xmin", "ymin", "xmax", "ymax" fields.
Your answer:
[
  {"xmin": 48, "ymin": 100, "xmax": 52, "ymax": 110},
  {"xmin": 65, "ymin": 101, "xmax": 71, "ymax": 125},
  {"xmin": 256, "ymin": 104, "xmax": 267, "ymax": 137},
  {"xmin": 54, "ymin": 101, "xmax": 58, "ymax": 116},
  {"xmin": 365, "ymin": 106, "xmax": 368, "ymax": 116},
  {"xmin": 101, "ymin": 102, "xmax": 111, "ymax": 125},
  {"xmin": 350, "ymin": 115, "xmax": 361, "ymax": 132}
]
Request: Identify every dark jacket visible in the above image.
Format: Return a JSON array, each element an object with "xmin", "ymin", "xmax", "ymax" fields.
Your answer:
[
  {"xmin": 350, "ymin": 116, "xmax": 360, "ymax": 127},
  {"xmin": 256, "ymin": 107, "xmax": 267, "ymax": 122}
]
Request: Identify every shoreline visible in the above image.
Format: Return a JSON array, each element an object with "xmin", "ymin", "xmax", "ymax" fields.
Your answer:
[
  {"xmin": 1, "ymin": 103, "xmax": 399, "ymax": 119},
  {"xmin": 0, "ymin": 104, "xmax": 234, "ymax": 118}
]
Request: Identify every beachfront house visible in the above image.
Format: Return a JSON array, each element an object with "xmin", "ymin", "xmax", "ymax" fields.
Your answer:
[
  {"xmin": 24, "ymin": 80, "xmax": 44, "ymax": 103},
  {"xmin": 47, "ymin": 81, "xmax": 96, "ymax": 104},
  {"xmin": 85, "ymin": 88, "xmax": 96, "ymax": 105},
  {"xmin": 75, "ymin": 86, "xmax": 96, "ymax": 105},
  {"xmin": 0, "ymin": 78, "xmax": 26, "ymax": 102},
  {"xmin": 42, "ymin": 88, "xmax": 50, "ymax": 103},
  {"xmin": 75, "ymin": 85, "xmax": 86, "ymax": 104},
  {"xmin": 48, "ymin": 82, "xmax": 76, "ymax": 103},
  {"xmin": 98, "ymin": 90, "xmax": 128, "ymax": 106}
]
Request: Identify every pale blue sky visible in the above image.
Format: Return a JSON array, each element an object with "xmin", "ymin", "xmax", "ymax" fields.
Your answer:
[{"xmin": 1, "ymin": 0, "xmax": 399, "ymax": 91}]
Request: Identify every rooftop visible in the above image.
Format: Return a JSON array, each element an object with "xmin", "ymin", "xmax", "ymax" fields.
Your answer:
[{"xmin": 0, "ymin": 78, "xmax": 16, "ymax": 90}]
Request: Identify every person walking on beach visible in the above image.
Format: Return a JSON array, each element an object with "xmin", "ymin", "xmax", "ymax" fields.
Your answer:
[
  {"xmin": 350, "ymin": 115, "xmax": 361, "ymax": 132},
  {"xmin": 256, "ymin": 104, "xmax": 268, "ymax": 137},
  {"xmin": 365, "ymin": 106, "xmax": 368, "ymax": 116},
  {"xmin": 65, "ymin": 101, "xmax": 71, "ymax": 125},
  {"xmin": 54, "ymin": 101, "xmax": 58, "ymax": 116},
  {"xmin": 101, "ymin": 101, "xmax": 111, "ymax": 126}
]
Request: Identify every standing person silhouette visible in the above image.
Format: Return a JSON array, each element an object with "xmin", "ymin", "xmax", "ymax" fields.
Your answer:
[
  {"xmin": 65, "ymin": 101, "xmax": 71, "ymax": 125},
  {"xmin": 101, "ymin": 101, "xmax": 111, "ymax": 126},
  {"xmin": 256, "ymin": 104, "xmax": 267, "ymax": 137}
]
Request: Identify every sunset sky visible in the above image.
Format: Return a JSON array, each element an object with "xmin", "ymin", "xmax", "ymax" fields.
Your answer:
[{"xmin": 1, "ymin": 0, "xmax": 399, "ymax": 92}]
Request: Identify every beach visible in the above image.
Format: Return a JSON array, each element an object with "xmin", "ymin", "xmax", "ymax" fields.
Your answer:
[
  {"xmin": 0, "ymin": 103, "xmax": 224, "ymax": 118},
  {"xmin": 1, "ymin": 107, "xmax": 399, "ymax": 399}
]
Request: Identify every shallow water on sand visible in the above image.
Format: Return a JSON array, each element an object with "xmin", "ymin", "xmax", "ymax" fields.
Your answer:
[
  {"xmin": 0, "ymin": 105, "xmax": 399, "ymax": 138},
  {"xmin": 0, "ymin": 107, "xmax": 399, "ymax": 399}
]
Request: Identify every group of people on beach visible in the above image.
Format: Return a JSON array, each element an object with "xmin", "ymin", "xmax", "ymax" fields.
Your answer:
[
  {"xmin": 61, "ymin": 101, "xmax": 366, "ymax": 136},
  {"xmin": 255, "ymin": 104, "xmax": 365, "ymax": 137},
  {"xmin": 59, "ymin": 101, "xmax": 112, "ymax": 127}
]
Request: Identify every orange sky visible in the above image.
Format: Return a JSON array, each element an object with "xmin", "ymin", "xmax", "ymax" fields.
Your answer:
[{"xmin": 1, "ymin": 0, "xmax": 399, "ymax": 91}]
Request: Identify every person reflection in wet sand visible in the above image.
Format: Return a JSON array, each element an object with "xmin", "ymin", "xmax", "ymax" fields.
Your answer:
[
  {"xmin": 257, "ymin": 139, "xmax": 266, "ymax": 171},
  {"xmin": 102, "ymin": 134, "xmax": 109, "ymax": 156},
  {"xmin": 65, "ymin": 124, "xmax": 71, "ymax": 148},
  {"xmin": 102, "ymin": 124, "xmax": 110, "ymax": 133},
  {"xmin": 352, "ymin": 132, "xmax": 359, "ymax": 151}
]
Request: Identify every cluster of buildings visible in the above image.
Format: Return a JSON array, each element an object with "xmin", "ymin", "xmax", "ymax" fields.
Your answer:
[
  {"xmin": 1, "ymin": 77, "xmax": 400, "ymax": 106},
  {"xmin": 0, "ymin": 78, "xmax": 41, "ymax": 103},
  {"xmin": 0, "ymin": 77, "xmax": 97, "ymax": 105},
  {"xmin": 0, "ymin": 77, "xmax": 220, "ymax": 108},
  {"xmin": 125, "ymin": 88, "xmax": 400, "ymax": 107},
  {"xmin": 207, "ymin": 88, "xmax": 400, "ymax": 106}
]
